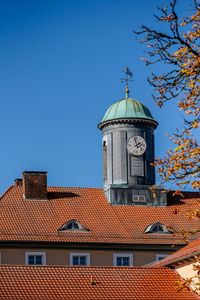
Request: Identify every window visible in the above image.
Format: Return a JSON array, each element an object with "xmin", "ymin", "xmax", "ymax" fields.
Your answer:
[
  {"xmin": 70, "ymin": 253, "xmax": 90, "ymax": 266},
  {"xmin": 156, "ymin": 254, "xmax": 169, "ymax": 261},
  {"xmin": 25, "ymin": 252, "xmax": 46, "ymax": 265},
  {"xmin": 132, "ymin": 194, "xmax": 146, "ymax": 202},
  {"xmin": 59, "ymin": 220, "xmax": 89, "ymax": 232},
  {"xmin": 65, "ymin": 221, "xmax": 81, "ymax": 230},
  {"xmin": 144, "ymin": 222, "xmax": 173, "ymax": 234},
  {"xmin": 103, "ymin": 140, "xmax": 107, "ymax": 180},
  {"xmin": 113, "ymin": 254, "xmax": 133, "ymax": 266}
]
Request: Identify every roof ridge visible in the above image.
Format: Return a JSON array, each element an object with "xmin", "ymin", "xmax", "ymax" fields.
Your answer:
[{"xmin": 47, "ymin": 186, "xmax": 103, "ymax": 190}]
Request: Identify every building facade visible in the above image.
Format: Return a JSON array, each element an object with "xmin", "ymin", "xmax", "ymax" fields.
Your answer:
[{"xmin": 0, "ymin": 91, "xmax": 199, "ymax": 267}]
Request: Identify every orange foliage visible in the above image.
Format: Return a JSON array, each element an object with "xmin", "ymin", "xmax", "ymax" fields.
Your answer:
[{"xmin": 135, "ymin": 0, "xmax": 200, "ymax": 190}]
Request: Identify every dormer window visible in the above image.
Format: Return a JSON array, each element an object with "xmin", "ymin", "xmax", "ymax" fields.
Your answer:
[
  {"xmin": 59, "ymin": 220, "xmax": 89, "ymax": 232},
  {"xmin": 144, "ymin": 222, "xmax": 173, "ymax": 234},
  {"xmin": 65, "ymin": 221, "xmax": 82, "ymax": 230}
]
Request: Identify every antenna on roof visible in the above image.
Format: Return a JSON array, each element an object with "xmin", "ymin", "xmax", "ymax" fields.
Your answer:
[{"xmin": 121, "ymin": 67, "xmax": 133, "ymax": 98}]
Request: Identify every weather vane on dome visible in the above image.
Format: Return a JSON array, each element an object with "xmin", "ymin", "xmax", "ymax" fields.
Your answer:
[{"xmin": 121, "ymin": 67, "xmax": 133, "ymax": 98}]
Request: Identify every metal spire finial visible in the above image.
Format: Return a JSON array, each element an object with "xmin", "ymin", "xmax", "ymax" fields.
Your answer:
[{"xmin": 121, "ymin": 67, "xmax": 133, "ymax": 98}]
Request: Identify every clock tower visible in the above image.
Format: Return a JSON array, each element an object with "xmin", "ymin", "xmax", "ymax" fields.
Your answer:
[{"xmin": 98, "ymin": 70, "xmax": 167, "ymax": 206}]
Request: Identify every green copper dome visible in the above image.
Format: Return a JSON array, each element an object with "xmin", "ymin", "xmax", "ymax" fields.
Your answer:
[{"xmin": 100, "ymin": 97, "xmax": 155, "ymax": 123}]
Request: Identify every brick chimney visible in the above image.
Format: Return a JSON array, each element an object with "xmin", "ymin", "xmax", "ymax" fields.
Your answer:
[
  {"xmin": 15, "ymin": 178, "xmax": 22, "ymax": 186},
  {"xmin": 22, "ymin": 171, "xmax": 48, "ymax": 200}
]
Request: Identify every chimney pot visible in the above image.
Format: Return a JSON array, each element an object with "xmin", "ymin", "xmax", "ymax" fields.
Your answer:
[{"xmin": 22, "ymin": 171, "xmax": 48, "ymax": 200}]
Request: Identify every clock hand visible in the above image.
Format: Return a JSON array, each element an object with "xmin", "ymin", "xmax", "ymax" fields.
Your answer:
[
  {"xmin": 136, "ymin": 142, "xmax": 142, "ymax": 147},
  {"xmin": 134, "ymin": 137, "xmax": 141, "ymax": 147},
  {"xmin": 135, "ymin": 142, "xmax": 143, "ymax": 148},
  {"xmin": 134, "ymin": 137, "xmax": 138, "ymax": 145}
]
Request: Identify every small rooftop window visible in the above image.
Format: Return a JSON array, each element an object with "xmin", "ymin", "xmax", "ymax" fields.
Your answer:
[
  {"xmin": 59, "ymin": 220, "xmax": 89, "ymax": 232},
  {"xmin": 144, "ymin": 222, "xmax": 173, "ymax": 234},
  {"xmin": 132, "ymin": 194, "xmax": 146, "ymax": 202}
]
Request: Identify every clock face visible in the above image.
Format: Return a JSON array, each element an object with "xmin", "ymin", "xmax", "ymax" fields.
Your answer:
[{"xmin": 127, "ymin": 136, "xmax": 146, "ymax": 156}]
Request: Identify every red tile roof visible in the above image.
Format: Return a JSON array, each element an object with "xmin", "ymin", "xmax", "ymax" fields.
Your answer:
[
  {"xmin": 1, "ymin": 265, "xmax": 199, "ymax": 300},
  {"xmin": 0, "ymin": 185, "xmax": 199, "ymax": 245},
  {"xmin": 152, "ymin": 238, "xmax": 200, "ymax": 268},
  {"xmin": 112, "ymin": 199, "xmax": 200, "ymax": 244}
]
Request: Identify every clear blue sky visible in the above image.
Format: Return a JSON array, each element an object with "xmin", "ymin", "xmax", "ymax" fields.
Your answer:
[{"xmin": 0, "ymin": 0, "xmax": 194, "ymax": 193}]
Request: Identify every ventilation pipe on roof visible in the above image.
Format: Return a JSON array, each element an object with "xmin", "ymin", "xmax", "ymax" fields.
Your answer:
[{"xmin": 22, "ymin": 171, "xmax": 48, "ymax": 200}]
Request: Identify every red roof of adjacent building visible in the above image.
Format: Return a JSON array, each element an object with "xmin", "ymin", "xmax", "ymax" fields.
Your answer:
[
  {"xmin": 1, "ymin": 265, "xmax": 199, "ymax": 300},
  {"xmin": 153, "ymin": 238, "xmax": 200, "ymax": 268},
  {"xmin": 0, "ymin": 185, "xmax": 199, "ymax": 245}
]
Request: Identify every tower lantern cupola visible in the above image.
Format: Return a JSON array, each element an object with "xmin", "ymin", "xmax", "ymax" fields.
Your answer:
[{"xmin": 98, "ymin": 84, "xmax": 166, "ymax": 206}]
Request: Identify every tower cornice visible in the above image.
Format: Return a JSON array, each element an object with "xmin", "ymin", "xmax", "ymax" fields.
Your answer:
[{"xmin": 98, "ymin": 117, "xmax": 158, "ymax": 130}]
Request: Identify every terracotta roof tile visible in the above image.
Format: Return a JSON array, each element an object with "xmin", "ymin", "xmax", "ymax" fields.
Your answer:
[
  {"xmin": 0, "ymin": 185, "xmax": 199, "ymax": 245},
  {"xmin": 113, "ymin": 199, "xmax": 200, "ymax": 244},
  {"xmin": 152, "ymin": 238, "xmax": 200, "ymax": 267},
  {"xmin": 1, "ymin": 265, "xmax": 199, "ymax": 300}
]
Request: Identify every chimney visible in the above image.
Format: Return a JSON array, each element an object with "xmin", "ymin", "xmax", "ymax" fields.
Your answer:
[
  {"xmin": 15, "ymin": 178, "xmax": 23, "ymax": 186},
  {"xmin": 22, "ymin": 171, "xmax": 48, "ymax": 200}
]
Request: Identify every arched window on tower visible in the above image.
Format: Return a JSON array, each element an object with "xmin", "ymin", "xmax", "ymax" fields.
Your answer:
[{"xmin": 103, "ymin": 140, "xmax": 107, "ymax": 180}]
